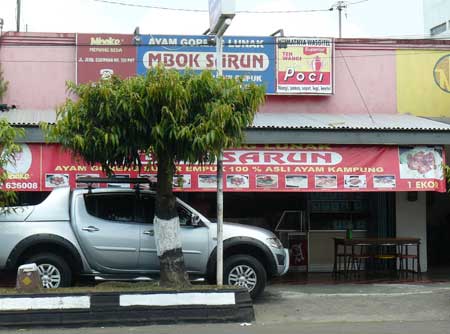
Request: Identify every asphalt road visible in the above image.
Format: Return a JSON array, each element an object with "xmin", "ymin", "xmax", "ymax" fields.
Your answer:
[
  {"xmin": 2, "ymin": 282, "xmax": 450, "ymax": 334},
  {"xmin": 254, "ymin": 282, "xmax": 450, "ymax": 323},
  {"xmin": 4, "ymin": 320, "xmax": 450, "ymax": 334}
]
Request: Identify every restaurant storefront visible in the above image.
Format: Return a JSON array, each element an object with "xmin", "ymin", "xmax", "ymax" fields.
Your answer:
[
  {"xmin": 2, "ymin": 31, "xmax": 450, "ymax": 275},
  {"xmin": 2, "ymin": 141, "xmax": 447, "ymax": 273}
]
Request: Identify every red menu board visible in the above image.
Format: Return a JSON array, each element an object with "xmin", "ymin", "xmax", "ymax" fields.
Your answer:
[{"xmin": 1, "ymin": 144, "xmax": 446, "ymax": 192}]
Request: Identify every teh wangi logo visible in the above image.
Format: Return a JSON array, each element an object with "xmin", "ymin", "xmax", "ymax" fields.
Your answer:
[{"xmin": 433, "ymin": 54, "xmax": 450, "ymax": 93}]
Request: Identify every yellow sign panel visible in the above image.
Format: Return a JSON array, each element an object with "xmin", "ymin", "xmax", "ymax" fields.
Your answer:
[{"xmin": 397, "ymin": 50, "xmax": 450, "ymax": 117}]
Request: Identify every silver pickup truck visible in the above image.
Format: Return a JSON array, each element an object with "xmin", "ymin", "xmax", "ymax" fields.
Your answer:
[{"xmin": 0, "ymin": 186, "xmax": 289, "ymax": 298}]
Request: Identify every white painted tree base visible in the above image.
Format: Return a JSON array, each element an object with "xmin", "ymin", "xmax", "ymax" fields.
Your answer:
[{"xmin": 153, "ymin": 216, "xmax": 182, "ymax": 257}]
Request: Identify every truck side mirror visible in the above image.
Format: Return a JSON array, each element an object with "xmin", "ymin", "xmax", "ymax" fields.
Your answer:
[{"xmin": 191, "ymin": 214, "xmax": 201, "ymax": 227}]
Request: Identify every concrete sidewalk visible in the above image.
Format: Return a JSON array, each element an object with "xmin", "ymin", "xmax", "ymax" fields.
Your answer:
[
  {"xmin": 254, "ymin": 282, "xmax": 450, "ymax": 324},
  {"xmin": 5, "ymin": 282, "xmax": 450, "ymax": 334}
]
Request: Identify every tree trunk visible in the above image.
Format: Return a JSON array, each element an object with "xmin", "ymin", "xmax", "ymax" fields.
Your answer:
[{"xmin": 154, "ymin": 155, "xmax": 190, "ymax": 288}]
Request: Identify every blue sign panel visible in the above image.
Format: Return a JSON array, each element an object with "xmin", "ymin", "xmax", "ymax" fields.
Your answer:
[{"xmin": 136, "ymin": 35, "xmax": 275, "ymax": 93}]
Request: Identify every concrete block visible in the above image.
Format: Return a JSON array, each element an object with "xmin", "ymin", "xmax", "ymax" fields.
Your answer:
[{"xmin": 16, "ymin": 263, "xmax": 42, "ymax": 293}]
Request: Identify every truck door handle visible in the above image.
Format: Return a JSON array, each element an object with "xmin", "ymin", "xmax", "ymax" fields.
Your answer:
[
  {"xmin": 143, "ymin": 230, "xmax": 154, "ymax": 236},
  {"xmin": 82, "ymin": 226, "xmax": 100, "ymax": 232}
]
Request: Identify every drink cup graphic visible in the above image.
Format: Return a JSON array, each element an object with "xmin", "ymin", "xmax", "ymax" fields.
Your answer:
[{"xmin": 312, "ymin": 56, "xmax": 322, "ymax": 71}]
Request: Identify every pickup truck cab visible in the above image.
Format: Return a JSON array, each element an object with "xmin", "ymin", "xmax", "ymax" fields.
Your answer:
[{"xmin": 0, "ymin": 186, "xmax": 289, "ymax": 298}]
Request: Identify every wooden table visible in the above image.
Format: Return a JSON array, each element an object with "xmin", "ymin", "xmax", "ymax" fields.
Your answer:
[{"xmin": 332, "ymin": 237, "xmax": 421, "ymax": 279}]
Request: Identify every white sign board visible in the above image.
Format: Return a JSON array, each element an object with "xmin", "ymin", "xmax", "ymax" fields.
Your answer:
[{"xmin": 208, "ymin": 0, "xmax": 236, "ymax": 34}]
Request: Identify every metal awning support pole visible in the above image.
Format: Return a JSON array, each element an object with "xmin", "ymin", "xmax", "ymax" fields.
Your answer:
[
  {"xmin": 216, "ymin": 33, "xmax": 224, "ymax": 286},
  {"xmin": 215, "ymin": 18, "xmax": 231, "ymax": 287}
]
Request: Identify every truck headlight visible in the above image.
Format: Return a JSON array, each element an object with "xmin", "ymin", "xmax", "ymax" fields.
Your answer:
[{"xmin": 267, "ymin": 237, "xmax": 283, "ymax": 249}]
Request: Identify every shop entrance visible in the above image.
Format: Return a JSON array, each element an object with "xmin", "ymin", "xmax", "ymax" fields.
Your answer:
[
  {"xmin": 427, "ymin": 192, "xmax": 450, "ymax": 270},
  {"xmin": 183, "ymin": 191, "xmax": 395, "ymax": 274}
]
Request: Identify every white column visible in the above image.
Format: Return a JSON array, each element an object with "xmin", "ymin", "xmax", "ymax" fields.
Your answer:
[{"xmin": 396, "ymin": 192, "xmax": 427, "ymax": 272}]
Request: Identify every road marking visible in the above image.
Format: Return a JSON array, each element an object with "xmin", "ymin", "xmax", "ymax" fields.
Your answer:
[
  {"xmin": 279, "ymin": 287, "xmax": 450, "ymax": 298},
  {"xmin": 120, "ymin": 292, "xmax": 236, "ymax": 306},
  {"xmin": 0, "ymin": 296, "xmax": 90, "ymax": 311}
]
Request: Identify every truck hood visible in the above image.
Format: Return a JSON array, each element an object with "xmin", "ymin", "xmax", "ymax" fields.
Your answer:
[
  {"xmin": 224, "ymin": 221, "xmax": 276, "ymax": 237},
  {"xmin": 208, "ymin": 221, "xmax": 277, "ymax": 242}
]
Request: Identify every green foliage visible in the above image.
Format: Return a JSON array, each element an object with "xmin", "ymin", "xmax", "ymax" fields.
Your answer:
[
  {"xmin": 0, "ymin": 119, "xmax": 24, "ymax": 208},
  {"xmin": 43, "ymin": 65, "xmax": 265, "ymax": 286},
  {"xmin": 445, "ymin": 165, "xmax": 450, "ymax": 191},
  {"xmin": 43, "ymin": 66, "xmax": 265, "ymax": 173},
  {"xmin": 0, "ymin": 64, "xmax": 8, "ymax": 102},
  {"xmin": 0, "ymin": 65, "xmax": 23, "ymax": 209}
]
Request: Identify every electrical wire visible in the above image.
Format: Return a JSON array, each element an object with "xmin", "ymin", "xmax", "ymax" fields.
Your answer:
[
  {"xmin": 1, "ymin": 39, "xmax": 449, "ymax": 47},
  {"xmin": 7, "ymin": 0, "xmax": 445, "ymax": 41},
  {"xmin": 91, "ymin": 0, "xmax": 370, "ymax": 13},
  {"xmin": 92, "ymin": 0, "xmax": 335, "ymax": 14},
  {"xmin": 2, "ymin": 30, "xmax": 447, "ymax": 42},
  {"xmin": 93, "ymin": 0, "xmax": 207, "ymax": 12},
  {"xmin": 348, "ymin": 0, "xmax": 370, "ymax": 6},
  {"xmin": 5, "ymin": 0, "xmax": 446, "ymax": 41},
  {"xmin": 339, "ymin": 48, "xmax": 376, "ymax": 124},
  {"xmin": 2, "ymin": 34, "xmax": 449, "ymax": 45},
  {"xmin": 329, "ymin": 0, "xmax": 370, "ymax": 10}
]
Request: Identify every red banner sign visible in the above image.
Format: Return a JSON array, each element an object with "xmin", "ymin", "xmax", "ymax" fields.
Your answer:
[{"xmin": 1, "ymin": 144, "xmax": 446, "ymax": 192}]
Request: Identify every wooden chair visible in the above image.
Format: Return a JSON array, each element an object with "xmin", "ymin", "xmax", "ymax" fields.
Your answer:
[
  {"xmin": 398, "ymin": 244, "xmax": 421, "ymax": 279},
  {"xmin": 349, "ymin": 244, "xmax": 372, "ymax": 279},
  {"xmin": 373, "ymin": 243, "xmax": 398, "ymax": 277},
  {"xmin": 334, "ymin": 245, "xmax": 351, "ymax": 279}
]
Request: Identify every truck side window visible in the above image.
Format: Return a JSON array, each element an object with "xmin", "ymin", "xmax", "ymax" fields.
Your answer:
[
  {"xmin": 136, "ymin": 194, "xmax": 155, "ymax": 224},
  {"xmin": 177, "ymin": 205, "xmax": 192, "ymax": 226},
  {"xmin": 84, "ymin": 194, "xmax": 135, "ymax": 222}
]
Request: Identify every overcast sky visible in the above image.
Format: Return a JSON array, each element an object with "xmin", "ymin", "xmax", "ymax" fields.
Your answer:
[{"xmin": 1, "ymin": 0, "xmax": 425, "ymax": 38}]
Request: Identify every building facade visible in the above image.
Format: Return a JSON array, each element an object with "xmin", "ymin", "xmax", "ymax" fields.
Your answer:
[{"xmin": 1, "ymin": 31, "xmax": 450, "ymax": 274}]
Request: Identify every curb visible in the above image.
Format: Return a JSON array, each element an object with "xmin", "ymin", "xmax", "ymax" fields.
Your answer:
[{"xmin": 0, "ymin": 288, "xmax": 254, "ymax": 327}]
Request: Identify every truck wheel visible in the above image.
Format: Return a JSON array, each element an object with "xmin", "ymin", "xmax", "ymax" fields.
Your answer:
[
  {"xmin": 224, "ymin": 255, "xmax": 267, "ymax": 299},
  {"xmin": 26, "ymin": 253, "xmax": 72, "ymax": 288}
]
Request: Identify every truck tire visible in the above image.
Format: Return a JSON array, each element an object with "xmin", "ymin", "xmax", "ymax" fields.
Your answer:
[
  {"xmin": 224, "ymin": 255, "xmax": 267, "ymax": 299},
  {"xmin": 26, "ymin": 253, "xmax": 72, "ymax": 288}
]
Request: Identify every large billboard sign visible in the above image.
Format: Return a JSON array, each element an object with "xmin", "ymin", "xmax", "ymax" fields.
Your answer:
[
  {"xmin": 276, "ymin": 37, "xmax": 334, "ymax": 95},
  {"xmin": 136, "ymin": 35, "xmax": 276, "ymax": 93},
  {"xmin": 76, "ymin": 34, "xmax": 335, "ymax": 95},
  {"xmin": 1, "ymin": 144, "xmax": 445, "ymax": 193},
  {"xmin": 76, "ymin": 33, "xmax": 136, "ymax": 84}
]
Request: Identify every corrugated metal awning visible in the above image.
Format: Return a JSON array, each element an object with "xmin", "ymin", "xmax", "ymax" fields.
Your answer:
[
  {"xmin": 251, "ymin": 113, "xmax": 450, "ymax": 131},
  {"xmin": 0, "ymin": 109, "xmax": 56, "ymax": 125},
  {"xmin": 4, "ymin": 109, "xmax": 450, "ymax": 132},
  {"xmin": 4, "ymin": 109, "xmax": 450, "ymax": 145}
]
